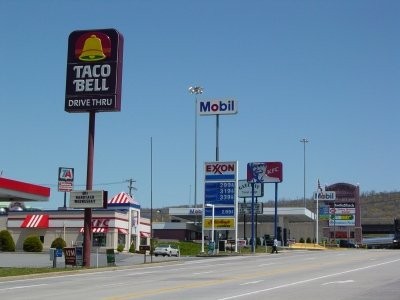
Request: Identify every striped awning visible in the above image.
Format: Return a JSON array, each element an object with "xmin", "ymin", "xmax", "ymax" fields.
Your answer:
[
  {"xmin": 21, "ymin": 214, "xmax": 49, "ymax": 228},
  {"xmin": 80, "ymin": 227, "xmax": 108, "ymax": 233},
  {"xmin": 108, "ymin": 192, "xmax": 139, "ymax": 205},
  {"xmin": 140, "ymin": 231, "xmax": 150, "ymax": 238},
  {"xmin": 118, "ymin": 228, "xmax": 129, "ymax": 234}
]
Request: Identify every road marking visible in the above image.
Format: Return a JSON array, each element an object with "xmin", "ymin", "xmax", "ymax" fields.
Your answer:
[
  {"xmin": 0, "ymin": 283, "xmax": 47, "ymax": 291},
  {"xmin": 322, "ymin": 280, "xmax": 354, "ymax": 286},
  {"xmin": 218, "ymin": 258, "xmax": 400, "ymax": 300},
  {"xmin": 258, "ymin": 262, "xmax": 275, "ymax": 267},
  {"xmin": 192, "ymin": 271, "xmax": 214, "ymax": 275},
  {"xmin": 240, "ymin": 280, "xmax": 263, "ymax": 285}
]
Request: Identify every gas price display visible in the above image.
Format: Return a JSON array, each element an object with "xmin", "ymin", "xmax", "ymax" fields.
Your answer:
[{"xmin": 205, "ymin": 181, "xmax": 235, "ymax": 205}]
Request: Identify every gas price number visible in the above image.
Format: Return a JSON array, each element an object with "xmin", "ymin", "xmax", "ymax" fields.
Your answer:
[{"xmin": 205, "ymin": 181, "xmax": 236, "ymax": 205}]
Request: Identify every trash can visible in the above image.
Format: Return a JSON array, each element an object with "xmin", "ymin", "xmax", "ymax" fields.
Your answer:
[{"xmin": 106, "ymin": 248, "xmax": 115, "ymax": 266}]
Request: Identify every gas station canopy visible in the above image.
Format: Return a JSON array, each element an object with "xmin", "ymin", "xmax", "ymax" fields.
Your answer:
[{"xmin": 0, "ymin": 177, "xmax": 50, "ymax": 202}]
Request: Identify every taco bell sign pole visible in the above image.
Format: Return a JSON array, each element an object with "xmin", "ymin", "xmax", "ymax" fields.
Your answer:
[{"xmin": 65, "ymin": 28, "xmax": 124, "ymax": 267}]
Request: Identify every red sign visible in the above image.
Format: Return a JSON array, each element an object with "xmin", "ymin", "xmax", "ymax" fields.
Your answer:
[
  {"xmin": 65, "ymin": 28, "xmax": 124, "ymax": 113},
  {"xmin": 58, "ymin": 167, "xmax": 74, "ymax": 192},
  {"xmin": 247, "ymin": 162, "xmax": 283, "ymax": 183},
  {"xmin": 64, "ymin": 247, "xmax": 76, "ymax": 266}
]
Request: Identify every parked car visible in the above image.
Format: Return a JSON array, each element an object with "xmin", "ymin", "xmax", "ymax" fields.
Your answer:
[
  {"xmin": 339, "ymin": 240, "xmax": 357, "ymax": 248},
  {"xmin": 154, "ymin": 244, "xmax": 179, "ymax": 257}
]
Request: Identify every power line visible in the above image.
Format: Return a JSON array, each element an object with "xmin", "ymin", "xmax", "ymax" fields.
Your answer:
[{"xmin": 39, "ymin": 180, "xmax": 130, "ymax": 188}]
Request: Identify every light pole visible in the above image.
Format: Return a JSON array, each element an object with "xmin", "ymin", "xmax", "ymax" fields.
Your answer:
[
  {"xmin": 206, "ymin": 203, "xmax": 215, "ymax": 253},
  {"xmin": 300, "ymin": 138, "xmax": 309, "ymax": 207},
  {"xmin": 188, "ymin": 86, "xmax": 203, "ymax": 223}
]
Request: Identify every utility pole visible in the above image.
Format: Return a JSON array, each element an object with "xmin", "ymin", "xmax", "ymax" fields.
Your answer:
[{"xmin": 127, "ymin": 179, "xmax": 136, "ymax": 197}]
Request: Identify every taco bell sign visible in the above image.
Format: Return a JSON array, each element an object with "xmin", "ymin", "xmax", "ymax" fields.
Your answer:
[{"xmin": 65, "ymin": 28, "xmax": 124, "ymax": 112}]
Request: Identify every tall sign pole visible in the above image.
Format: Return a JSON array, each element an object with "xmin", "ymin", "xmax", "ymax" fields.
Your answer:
[
  {"xmin": 247, "ymin": 162, "xmax": 283, "ymax": 252},
  {"xmin": 65, "ymin": 28, "xmax": 124, "ymax": 267},
  {"xmin": 203, "ymin": 161, "xmax": 237, "ymax": 254},
  {"xmin": 199, "ymin": 99, "xmax": 238, "ymax": 249}
]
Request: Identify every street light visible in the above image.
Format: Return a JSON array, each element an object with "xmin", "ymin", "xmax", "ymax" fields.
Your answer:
[
  {"xmin": 300, "ymin": 138, "xmax": 309, "ymax": 207},
  {"xmin": 205, "ymin": 203, "xmax": 215, "ymax": 246},
  {"xmin": 188, "ymin": 86, "xmax": 203, "ymax": 223}
]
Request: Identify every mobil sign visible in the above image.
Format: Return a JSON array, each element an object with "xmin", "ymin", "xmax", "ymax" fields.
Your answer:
[
  {"xmin": 198, "ymin": 99, "xmax": 238, "ymax": 115},
  {"xmin": 313, "ymin": 191, "xmax": 336, "ymax": 200}
]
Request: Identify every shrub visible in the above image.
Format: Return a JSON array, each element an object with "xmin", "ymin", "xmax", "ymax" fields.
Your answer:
[
  {"xmin": 299, "ymin": 237, "xmax": 305, "ymax": 243},
  {"xmin": 51, "ymin": 237, "xmax": 66, "ymax": 249},
  {"xmin": 306, "ymin": 237, "xmax": 312, "ymax": 243},
  {"xmin": 129, "ymin": 243, "xmax": 136, "ymax": 253},
  {"xmin": 23, "ymin": 235, "xmax": 43, "ymax": 252},
  {"xmin": 0, "ymin": 230, "xmax": 16, "ymax": 252},
  {"xmin": 117, "ymin": 244, "xmax": 124, "ymax": 252}
]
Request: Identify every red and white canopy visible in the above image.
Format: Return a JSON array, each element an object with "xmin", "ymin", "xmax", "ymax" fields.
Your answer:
[
  {"xmin": 0, "ymin": 177, "xmax": 50, "ymax": 202},
  {"xmin": 21, "ymin": 214, "xmax": 49, "ymax": 228},
  {"xmin": 140, "ymin": 232, "xmax": 150, "ymax": 238},
  {"xmin": 108, "ymin": 192, "xmax": 138, "ymax": 205},
  {"xmin": 80, "ymin": 227, "xmax": 108, "ymax": 233}
]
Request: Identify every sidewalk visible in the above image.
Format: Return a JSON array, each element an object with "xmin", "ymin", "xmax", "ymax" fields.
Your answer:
[{"xmin": 0, "ymin": 251, "xmax": 180, "ymax": 269}]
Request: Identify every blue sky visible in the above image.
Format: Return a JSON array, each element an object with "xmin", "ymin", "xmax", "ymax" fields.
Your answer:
[{"xmin": 0, "ymin": 1, "xmax": 399, "ymax": 210}]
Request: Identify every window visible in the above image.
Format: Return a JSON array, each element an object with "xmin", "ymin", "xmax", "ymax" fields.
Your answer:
[
  {"xmin": 93, "ymin": 233, "xmax": 106, "ymax": 247},
  {"xmin": 118, "ymin": 234, "xmax": 126, "ymax": 246}
]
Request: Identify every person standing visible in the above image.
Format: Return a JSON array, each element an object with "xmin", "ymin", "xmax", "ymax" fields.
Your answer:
[{"xmin": 271, "ymin": 238, "xmax": 279, "ymax": 254}]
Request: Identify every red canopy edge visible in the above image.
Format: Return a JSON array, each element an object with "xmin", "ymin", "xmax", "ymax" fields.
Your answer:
[{"xmin": 0, "ymin": 177, "xmax": 50, "ymax": 200}]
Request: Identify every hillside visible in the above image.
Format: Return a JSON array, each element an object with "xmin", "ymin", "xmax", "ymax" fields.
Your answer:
[
  {"xmin": 265, "ymin": 191, "xmax": 400, "ymax": 224},
  {"xmin": 146, "ymin": 191, "xmax": 400, "ymax": 225}
]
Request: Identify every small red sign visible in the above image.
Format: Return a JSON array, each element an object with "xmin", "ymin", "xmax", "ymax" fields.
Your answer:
[{"xmin": 64, "ymin": 247, "xmax": 76, "ymax": 266}]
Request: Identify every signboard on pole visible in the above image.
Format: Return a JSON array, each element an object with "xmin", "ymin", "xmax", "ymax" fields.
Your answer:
[
  {"xmin": 203, "ymin": 161, "xmax": 237, "ymax": 231},
  {"xmin": 247, "ymin": 162, "xmax": 283, "ymax": 183},
  {"xmin": 69, "ymin": 190, "xmax": 108, "ymax": 208},
  {"xmin": 204, "ymin": 182, "xmax": 235, "ymax": 205},
  {"xmin": 246, "ymin": 161, "xmax": 282, "ymax": 253},
  {"xmin": 238, "ymin": 202, "xmax": 263, "ymax": 214},
  {"xmin": 313, "ymin": 191, "xmax": 336, "ymax": 200},
  {"xmin": 204, "ymin": 161, "xmax": 237, "ymax": 181},
  {"xmin": 198, "ymin": 99, "xmax": 238, "ymax": 115},
  {"xmin": 238, "ymin": 180, "xmax": 263, "ymax": 198},
  {"xmin": 204, "ymin": 206, "xmax": 235, "ymax": 217},
  {"xmin": 65, "ymin": 28, "xmax": 124, "ymax": 113},
  {"xmin": 58, "ymin": 167, "xmax": 74, "ymax": 192},
  {"xmin": 64, "ymin": 247, "xmax": 76, "ymax": 266}
]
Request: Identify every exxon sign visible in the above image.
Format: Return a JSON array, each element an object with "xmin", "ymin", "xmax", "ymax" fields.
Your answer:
[{"xmin": 198, "ymin": 99, "xmax": 238, "ymax": 115}]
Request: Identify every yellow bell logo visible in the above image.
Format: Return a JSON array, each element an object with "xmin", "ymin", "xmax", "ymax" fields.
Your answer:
[{"xmin": 79, "ymin": 35, "xmax": 106, "ymax": 61}]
